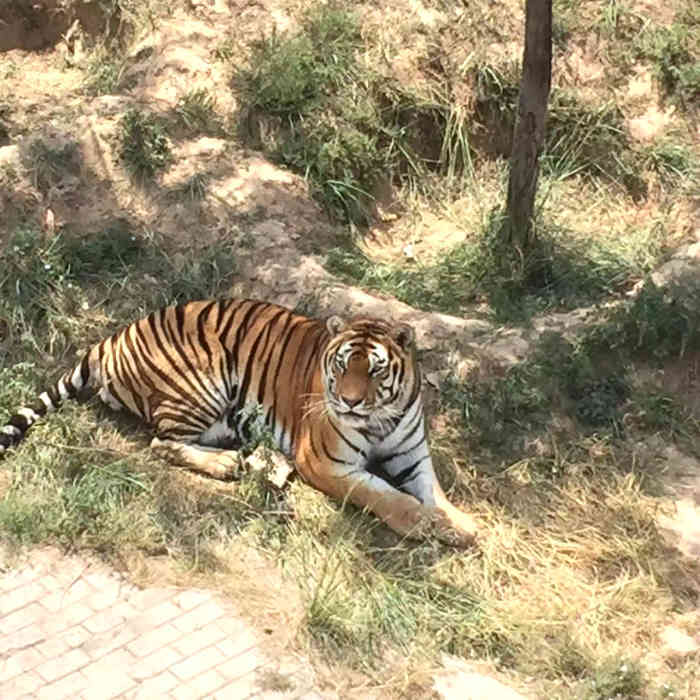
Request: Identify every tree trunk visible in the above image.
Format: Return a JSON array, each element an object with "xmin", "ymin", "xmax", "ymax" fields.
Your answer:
[{"xmin": 501, "ymin": 0, "xmax": 552, "ymax": 251}]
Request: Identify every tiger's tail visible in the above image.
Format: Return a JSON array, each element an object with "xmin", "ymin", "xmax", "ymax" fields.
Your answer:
[{"xmin": 0, "ymin": 351, "xmax": 95, "ymax": 456}]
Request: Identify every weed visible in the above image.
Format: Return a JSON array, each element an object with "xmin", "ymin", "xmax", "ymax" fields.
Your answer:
[
  {"xmin": 645, "ymin": 140, "xmax": 699, "ymax": 187},
  {"xmin": 0, "ymin": 161, "xmax": 18, "ymax": 183},
  {"xmin": 240, "ymin": 5, "xmax": 359, "ymax": 118},
  {"xmin": 636, "ymin": 20, "xmax": 700, "ymax": 107},
  {"xmin": 144, "ymin": 239, "xmax": 237, "ymax": 304},
  {"xmin": 241, "ymin": 32, "xmax": 320, "ymax": 117},
  {"xmin": 212, "ymin": 37, "xmax": 235, "ymax": 61},
  {"xmin": 584, "ymin": 659, "xmax": 644, "ymax": 700},
  {"xmin": 0, "ymin": 227, "xmax": 74, "ymax": 353},
  {"xmin": 118, "ymin": 108, "xmax": 172, "ymax": 179},
  {"xmin": 1, "ymin": 60, "xmax": 17, "ymax": 80},
  {"xmin": 62, "ymin": 225, "xmax": 147, "ymax": 279},
  {"xmin": 173, "ymin": 89, "xmax": 220, "ymax": 135},
  {"xmin": 237, "ymin": 4, "xmax": 478, "ymax": 223},
  {"xmin": 551, "ymin": 0, "xmax": 574, "ymax": 48},
  {"xmin": 83, "ymin": 49, "xmax": 129, "ymax": 96},
  {"xmin": 470, "ymin": 63, "xmax": 641, "ymax": 194},
  {"xmin": 544, "ymin": 94, "xmax": 631, "ymax": 185},
  {"xmin": 237, "ymin": 4, "xmax": 383, "ymax": 223},
  {"xmin": 584, "ymin": 279, "xmax": 700, "ymax": 362}
]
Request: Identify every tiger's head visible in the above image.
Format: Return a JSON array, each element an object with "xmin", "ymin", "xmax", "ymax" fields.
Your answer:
[{"xmin": 322, "ymin": 315, "xmax": 420, "ymax": 430}]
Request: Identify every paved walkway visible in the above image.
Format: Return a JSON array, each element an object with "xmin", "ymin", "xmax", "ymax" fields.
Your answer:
[{"xmin": 0, "ymin": 548, "xmax": 322, "ymax": 699}]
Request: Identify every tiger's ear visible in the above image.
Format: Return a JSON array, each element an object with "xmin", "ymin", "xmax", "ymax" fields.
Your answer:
[
  {"xmin": 392, "ymin": 322, "xmax": 415, "ymax": 350},
  {"xmin": 326, "ymin": 315, "xmax": 346, "ymax": 336}
]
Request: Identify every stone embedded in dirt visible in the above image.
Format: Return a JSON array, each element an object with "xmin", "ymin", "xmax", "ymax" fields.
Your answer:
[
  {"xmin": 660, "ymin": 623, "xmax": 700, "ymax": 657},
  {"xmin": 628, "ymin": 104, "xmax": 676, "ymax": 143},
  {"xmin": 433, "ymin": 656, "xmax": 528, "ymax": 700},
  {"xmin": 245, "ymin": 446, "xmax": 295, "ymax": 488}
]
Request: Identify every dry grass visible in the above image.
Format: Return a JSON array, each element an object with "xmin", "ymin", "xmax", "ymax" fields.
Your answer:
[
  {"xmin": 1, "ymin": 0, "xmax": 699, "ymax": 697},
  {"xmin": 2, "ymin": 224, "xmax": 700, "ymax": 697}
]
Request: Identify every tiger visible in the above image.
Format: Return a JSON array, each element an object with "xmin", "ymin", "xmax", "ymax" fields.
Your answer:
[{"xmin": 0, "ymin": 298, "xmax": 478, "ymax": 546}]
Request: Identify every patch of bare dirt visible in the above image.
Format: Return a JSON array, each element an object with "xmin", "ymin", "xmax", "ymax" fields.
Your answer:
[
  {"xmin": 361, "ymin": 213, "xmax": 467, "ymax": 265},
  {"xmin": 433, "ymin": 655, "xmax": 531, "ymax": 700},
  {"xmin": 628, "ymin": 103, "xmax": 678, "ymax": 142}
]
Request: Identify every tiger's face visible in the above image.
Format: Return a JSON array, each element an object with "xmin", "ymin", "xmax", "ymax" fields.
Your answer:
[{"xmin": 322, "ymin": 316, "xmax": 419, "ymax": 430}]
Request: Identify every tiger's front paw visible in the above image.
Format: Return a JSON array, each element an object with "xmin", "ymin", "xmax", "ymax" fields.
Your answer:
[{"xmin": 430, "ymin": 507, "xmax": 478, "ymax": 548}]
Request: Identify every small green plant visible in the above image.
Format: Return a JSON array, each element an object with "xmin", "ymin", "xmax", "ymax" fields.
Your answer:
[
  {"xmin": 84, "ymin": 49, "xmax": 128, "ymax": 96},
  {"xmin": 2, "ymin": 228, "xmax": 71, "ymax": 319},
  {"xmin": 585, "ymin": 660, "xmax": 644, "ymax": 700},
  {"xmin": 174, "ymin": 89, "xmax": 220, "ymax": 134},
  {"xmin": 242, "ymin": 33, "xmax": 321, "ymax": 117},
  {"xmin": 635, "ymin": 21, "xmax": 700, "ymax": 107},
  {"xmin": 118, "ymin": 108, "xmax": 172, "ymax": 179},
  {"xmin": 212, "ymin": 37, "xmax": 235, "ymax": 61},
  {"xmin": 544, "ymin": 94, "xmax": 630, "ymax": 184},
  {"xmin": 237, "ymin": 4, "xmax": 382, "ymax": 222},
  {"xmin": 645, "ymin": 140, "xmax": 698, "ymax": 187},
  {"xmin": 1, "ymin": 59, "xmax": 18, "ymax": 80}
]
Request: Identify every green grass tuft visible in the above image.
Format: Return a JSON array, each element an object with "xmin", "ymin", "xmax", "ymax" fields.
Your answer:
[
  {"xmin": 635, "ymin": 18, "xmax": 700, "ymax": 108},
  {"xmin": 584, "ymin": 659, "xmax": 645, "ymax": 700},
  {"xmin": 83, "ymin": 47, "xmax": 131, "ymax": 96},
  {"xmin": 118, "ymin": 108, "xmax": 172, "ymax": 179},
  {"xmin": 173, "ymin": 89, "xmax": 221, "ymax": 135}
]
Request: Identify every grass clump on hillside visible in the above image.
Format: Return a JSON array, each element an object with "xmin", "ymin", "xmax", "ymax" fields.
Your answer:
[
  {"xmin": 83, "ymin": 48, "xmax": 130, "ymax": 96},
  {"xmin": 118, "ymin": 108, "xmax": 172, "ymax": 179},
  {"xmin": 236, "ymin": 4, "xmax": 382, "ymax": 224},
  {"xmin": 23, "ymin": 136, "xmax": 80, "ymax": 195},
  {"xmin": 173, "ymin": 88, "xmax": 221, "ymax": 135},
  {"xmin": 472, "ymin": 62, "xmax": 639, "ymax": 190},
  {"xmin": 635, "ymin": 15, "xmax": 700, "ymax": 108},
  {"xmin": 236, "ymin": 3, "xmax": 475, "ymax": 224}
]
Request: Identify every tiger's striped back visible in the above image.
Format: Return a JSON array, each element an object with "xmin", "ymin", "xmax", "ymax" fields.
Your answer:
[{"xmin": 0, "ymin": 299, "xmax": 329, "ymax": 457}]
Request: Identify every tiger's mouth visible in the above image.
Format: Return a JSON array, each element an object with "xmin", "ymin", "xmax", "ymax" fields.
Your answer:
[
  {"xmin": 327, "ymin": 397, "xmax": 372, "ymax": 420},
  {"xmin": 328, "ymin": 399, "xmax": 397, "ymax": 433},
  {"xmin": 334, "ymin": 405, "xmax": 372, "ymax": 421}
]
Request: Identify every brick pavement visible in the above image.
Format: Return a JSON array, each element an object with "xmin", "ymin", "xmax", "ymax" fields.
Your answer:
[{"xmin": 0, "ymin": 548, "xmax": 325, "ymax": 699}]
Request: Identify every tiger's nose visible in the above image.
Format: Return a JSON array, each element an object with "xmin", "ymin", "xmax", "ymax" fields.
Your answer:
[{"xmin": 342, "ymin": 395, "xmax": 362, "ymax": 408}]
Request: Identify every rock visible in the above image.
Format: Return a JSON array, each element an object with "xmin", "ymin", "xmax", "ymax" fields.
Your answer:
[{"xmin": 245, "ymin": 446, "xmax": 295, "ymax": 488}]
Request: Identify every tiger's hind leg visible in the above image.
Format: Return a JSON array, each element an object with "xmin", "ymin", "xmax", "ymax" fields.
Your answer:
[
  {"xmin": 150, "ymin": 399, "xmax": 242, "ymax": 480},
  {"xmin": 151, "ymin": 438, "xmax": 242, "ymax": 480}
]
